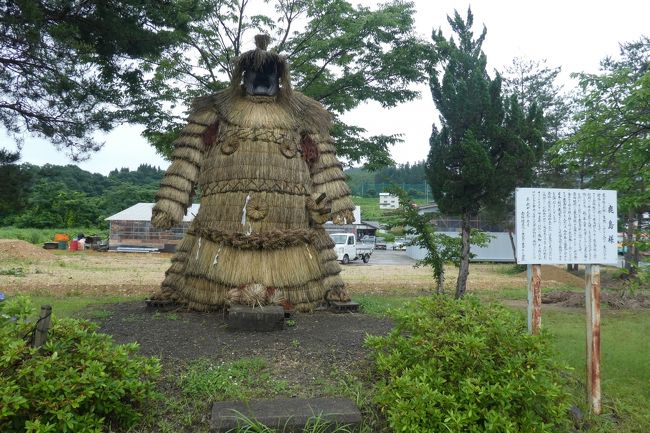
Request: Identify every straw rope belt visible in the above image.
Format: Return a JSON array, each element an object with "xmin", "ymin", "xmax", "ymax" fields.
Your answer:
[
  {"xmin": 190, "ymin": 227, "xmax": 316, "ymax": 250},
  {"xmin": 202, "ymin": 179, "xmax": 309, "ymax": 196},
  {"xmin": 221, "ymin": 125, "xmax": 298, "ymax": 144}
]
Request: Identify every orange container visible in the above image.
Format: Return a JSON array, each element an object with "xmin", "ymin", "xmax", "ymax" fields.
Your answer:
[
  {"xmin": 54, "ymin": 233, "xmax": 70, "ymax": 242},
  {"xmin": 70, "ymin": 240, "xmax": 79, "ymax": 251}
]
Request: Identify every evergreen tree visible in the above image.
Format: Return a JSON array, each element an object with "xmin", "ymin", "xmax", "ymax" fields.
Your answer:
[
  {"xmin": 502, "ymin": 57, "xmax": 572, "ymax": 187},
  {"xmin": 0, "ymin": 0, "xmax": 203, "ymax": 159},
  {"xmin": 426, "ymin": 8, "xmax": 538, "ymax": 298},
  {"xmin": 0, "ymin": 150, "xmax": 31, "ymax": 224}
]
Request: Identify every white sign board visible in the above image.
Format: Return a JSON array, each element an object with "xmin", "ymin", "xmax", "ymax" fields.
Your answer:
[{"xmin": 515, "ymin": 188, "xmax": 618, "ymax": 264}]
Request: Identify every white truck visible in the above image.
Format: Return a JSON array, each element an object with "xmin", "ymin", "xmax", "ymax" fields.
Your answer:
[{"xmin": 330, "ymin": 233, "xmax": 373, "ymax": 264}]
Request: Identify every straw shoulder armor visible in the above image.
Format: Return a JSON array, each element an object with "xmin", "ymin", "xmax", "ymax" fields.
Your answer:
[{"xmin": 190, "ymin": 89, "xmax": 331, "ymax": 136}]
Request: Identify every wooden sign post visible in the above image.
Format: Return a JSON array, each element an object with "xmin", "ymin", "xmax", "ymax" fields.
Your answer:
[
  {"xmin": 526, "ymin": 264, "xmax": 542, "ymax": 335},
  {"xmin": 515, "ymin": 188, "xmax": 617, "ymax": 415},
  {"xmin": 585, "ymin": 265, "xmax": 602, "ymax": 415}
]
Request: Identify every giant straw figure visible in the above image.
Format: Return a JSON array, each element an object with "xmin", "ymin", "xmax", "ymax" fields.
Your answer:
[{"xmin": 151, "ymin": 35, "xmax": 355, "ymax": 311}]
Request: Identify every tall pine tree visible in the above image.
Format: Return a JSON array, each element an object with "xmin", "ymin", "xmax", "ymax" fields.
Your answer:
[{"xmin": 426, "ymin": 8, "xmax": 539, "ymax": 298}]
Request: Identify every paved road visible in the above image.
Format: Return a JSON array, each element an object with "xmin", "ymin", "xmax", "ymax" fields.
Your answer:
[{"xmin": 343, "ymin": 248, "xmax": 416, "ymax": 266}]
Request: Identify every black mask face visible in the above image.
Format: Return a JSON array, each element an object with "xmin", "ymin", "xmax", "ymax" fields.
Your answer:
[{"xmin": 243, "ymin": 62, "xmax": 280, "ymax": 96}]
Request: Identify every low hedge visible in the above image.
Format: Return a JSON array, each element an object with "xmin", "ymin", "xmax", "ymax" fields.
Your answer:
[
  {"xmin": 366, "ymin": 296, "xmax": 569, "ymax": 432},
  {"xmin": 0, "ymin": 296, "xmax": 160, "ymax": 433}
]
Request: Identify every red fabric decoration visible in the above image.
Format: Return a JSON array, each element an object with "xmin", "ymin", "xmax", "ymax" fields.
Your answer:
[
  {"xmin": 202, "ymin": 121, "xmax": 220, "ymax": 148},
  {"xmin": 300, "ymin": 133, "xmax": 319, "ymax": 167}
]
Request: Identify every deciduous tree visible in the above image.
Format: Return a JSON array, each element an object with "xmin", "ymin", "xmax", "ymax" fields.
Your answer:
[
  {"xmin": 556, "ymin": 36, "xmax": 650, "ymax": 276},
  {"xmin": 138, "ymin": 0, "xmax": 432, "ymax": 168}
]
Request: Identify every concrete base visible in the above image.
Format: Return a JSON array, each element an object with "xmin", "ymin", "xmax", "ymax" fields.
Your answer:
[
  {"xmin": 210, "ymin": 397, "xmax": 361, "ymax": 432},
  {"xmin": 329, "ymin": 301, "xmax": 360, "ymax": 313},
  {"xmin": 227, "ymin": 305, "xmax": 285, "ymax": 331}
]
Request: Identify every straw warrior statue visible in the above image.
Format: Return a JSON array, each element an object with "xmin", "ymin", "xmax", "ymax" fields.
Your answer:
[{"xmin": 150, "ymin": 35, "xmax": 355, "ymax": 312}]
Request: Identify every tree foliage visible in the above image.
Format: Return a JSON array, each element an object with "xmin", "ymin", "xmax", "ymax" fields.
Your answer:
[
  {"xmin": 389, "ymin": 188, "xmax": 492, "ymax": 293},
  {"xmin": 138, "ymin": 0, "xmax": 433, "ymax": 168},
  {"xmin": 0, "ymin": 0, "xmax": 202, "ymax": 159},
  {"xmin": 502, "ymin": 57, "xmax": 573, "ymax": 188},
  {"xmin": 425, "ymin": 8, "xmax": 540, "ymax": 298},
  {"xmin": 0, "ymin": 163, "xmax": 164, "ymax": 227},
  {"xmin": 0, "ymin": 150, "xmax": 31, "ymax": 221},
  {"xmin": 556, "ymin": 36, "xmax": 650, "ymax": 275}
]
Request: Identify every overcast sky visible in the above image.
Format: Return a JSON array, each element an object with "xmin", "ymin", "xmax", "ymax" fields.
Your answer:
[{"xmin": 4, "ymin": 0, "xmax": 649, "ymax": 175}]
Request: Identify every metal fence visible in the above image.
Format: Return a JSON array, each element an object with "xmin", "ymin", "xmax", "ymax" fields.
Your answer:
[{"xmin": 349, "ymin": 182, "xmax": 432, "ymax": 200}]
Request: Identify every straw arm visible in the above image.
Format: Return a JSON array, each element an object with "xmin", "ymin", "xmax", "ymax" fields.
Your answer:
[
  {"xmin": 152, "ymin": 109, "xmax": 219, "ymax": 229},
  {"xmin": 309, "ymin": 135, "xmax": 355, "ymax": 225}
]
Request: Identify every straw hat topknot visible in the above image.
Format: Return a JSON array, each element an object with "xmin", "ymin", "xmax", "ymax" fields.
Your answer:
[{"xmin": 150, "ymin": 34, "xmax": 356, "ymax": 312}]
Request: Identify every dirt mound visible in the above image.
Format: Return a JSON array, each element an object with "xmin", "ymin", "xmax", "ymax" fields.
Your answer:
[
  {"xmin": 0, "ymin": 239, "xmax": 55, "ymax": 261},
  {"xmin": 542, "ymin": 290, "xmax": 650, "ymax": 309},
  {"xmin": 517, "ymin": 265, "xmax": 584, "ymax": 287}
]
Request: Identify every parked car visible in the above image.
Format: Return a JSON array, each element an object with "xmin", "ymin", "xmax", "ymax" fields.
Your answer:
[
  {"xmin": 330, "ymin": 233, "xmax": 373, "ymax": 264},
  {"xmin": 374, "ymin": 237, "xmax": 387, "ymax": 250},
  {"xmin": 392, "ymin": 237, "xmax": 407, "ymax": 251},
  {"xmin": 360, "ymin": 235, "xmax": 376, "ymax": 244}
]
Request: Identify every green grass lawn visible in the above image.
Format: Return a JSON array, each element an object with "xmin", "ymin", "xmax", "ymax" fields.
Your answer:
[
  {"xmin": 543, "ymin": 308, "xmax": 650, "ymax": 432},
  {"xmin": 27, "ymin": 295, "xmax": 140, "ymax": 319}
]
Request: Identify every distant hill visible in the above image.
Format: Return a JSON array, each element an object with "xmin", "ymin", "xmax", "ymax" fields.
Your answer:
[
  {"xmin": 345, "ymin": 161, "xmax": 429, "ymax": 199},
  {"xmin": 0, "ymin": 163, "xmax": 165, "ymax": 228}
]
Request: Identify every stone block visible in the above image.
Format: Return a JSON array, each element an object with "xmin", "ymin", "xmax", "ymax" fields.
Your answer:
[
  {"xmin": 210, "ymin": 397, "xmax": 362, "ymax": 432},
  {"xmin": 329, "ymin": 301, "xmax": 360, "ymax": 313},
  {"xmin": 227, "ymin": 305, "xmax": 285, "ymax": 331}
]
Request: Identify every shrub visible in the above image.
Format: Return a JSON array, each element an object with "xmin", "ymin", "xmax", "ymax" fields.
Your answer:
[
  {"xmin": 0, "ymin": 296, "xmax": 160, "ymax": 433},
  {"xmin": 366, "ymin": 296, "xmax": 569, "ymax": 433}
]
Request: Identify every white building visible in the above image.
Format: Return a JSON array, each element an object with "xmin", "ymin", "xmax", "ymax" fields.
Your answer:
[{"xmin": 379, "ymin": 192, "xmax": 399, "ymax": 210}]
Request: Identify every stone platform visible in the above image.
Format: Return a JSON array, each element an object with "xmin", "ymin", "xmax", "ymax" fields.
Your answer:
[
  {"xmin": 210, "ymin": 397, "xmax": 361, "ymax": 432},
  {"xmin": 226, "ymin": 305, "xmax": 285, "ymax": 331},
  {"xmin": 328, "ymin": 301, "xmax": 360, "ymax": 313}
]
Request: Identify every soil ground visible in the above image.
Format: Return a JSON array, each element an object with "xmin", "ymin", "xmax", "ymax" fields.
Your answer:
[{"xmin": 98, "ymin": 301, "xmax": 393, "ymax": 396}]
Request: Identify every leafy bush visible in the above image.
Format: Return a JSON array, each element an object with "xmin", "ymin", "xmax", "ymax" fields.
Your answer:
[
  {"xmin": 0, "ymin": 296, "xmax": 160, "ymax": 433},
  {"xmin": 366, "ymin": 296, "xmax": 569, "ymax": 433}
]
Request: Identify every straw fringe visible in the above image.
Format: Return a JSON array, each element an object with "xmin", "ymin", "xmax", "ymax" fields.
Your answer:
[
  {"xmin": 193, "ymin": 89, "xmax": 330, "ymax": 136},
  {"xmin": 310, "ymin": 153, "xmax": 343, "ymax": 174},
  {"xmin": 313, "ymin": 181, "xmax": 351, "ymax": 201},
  {"xmin": 166, "ymin": 159, "xmax": 200, "ymax": 180},
  {"xmin": 156, "ymin": 187, "xmax": 192, "ymax": 207},
  {"xmin": 312, "ymin": 228, "xmax": 335, "ymax": 250},
  {"xmin": 172, "ymin": 146, "xmax": 203, "ymax": 167},
  {"xmin": 316, "ymin": 141, "xmax": 337, "ymax": 154},
  {"xmin": 174, "ymin": 135, "xmax": 204, "ymax": 151},
  {"xmin": 183, "ymin": 123, "xmax": 211, "ymax": 135},
  {"xmin": 152, "ymin": 199, "xmax": 185, "ymax": 227},
  {"xmin": 188, "ymin": 109, "xmax": 219, "ymax": 126},
  {"xmin": 312, "ymin": 166, "xmax": 346, "ymax": 185},
  {"xmin": 318, "ymin": 248, "xmax": 338, "ymax": 262},
  {"xmin": 160, "ymin": 175, "xmax": 193, "ymax": 193},
  {"xmin": 184, "ymin": 241, "xmax": 322, "ymax": 287}
]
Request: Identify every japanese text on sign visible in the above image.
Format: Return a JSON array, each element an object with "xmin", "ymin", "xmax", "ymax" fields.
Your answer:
[{"xmin": 515, "ymin": 188, "xmax": 618, "ymax": 264}]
